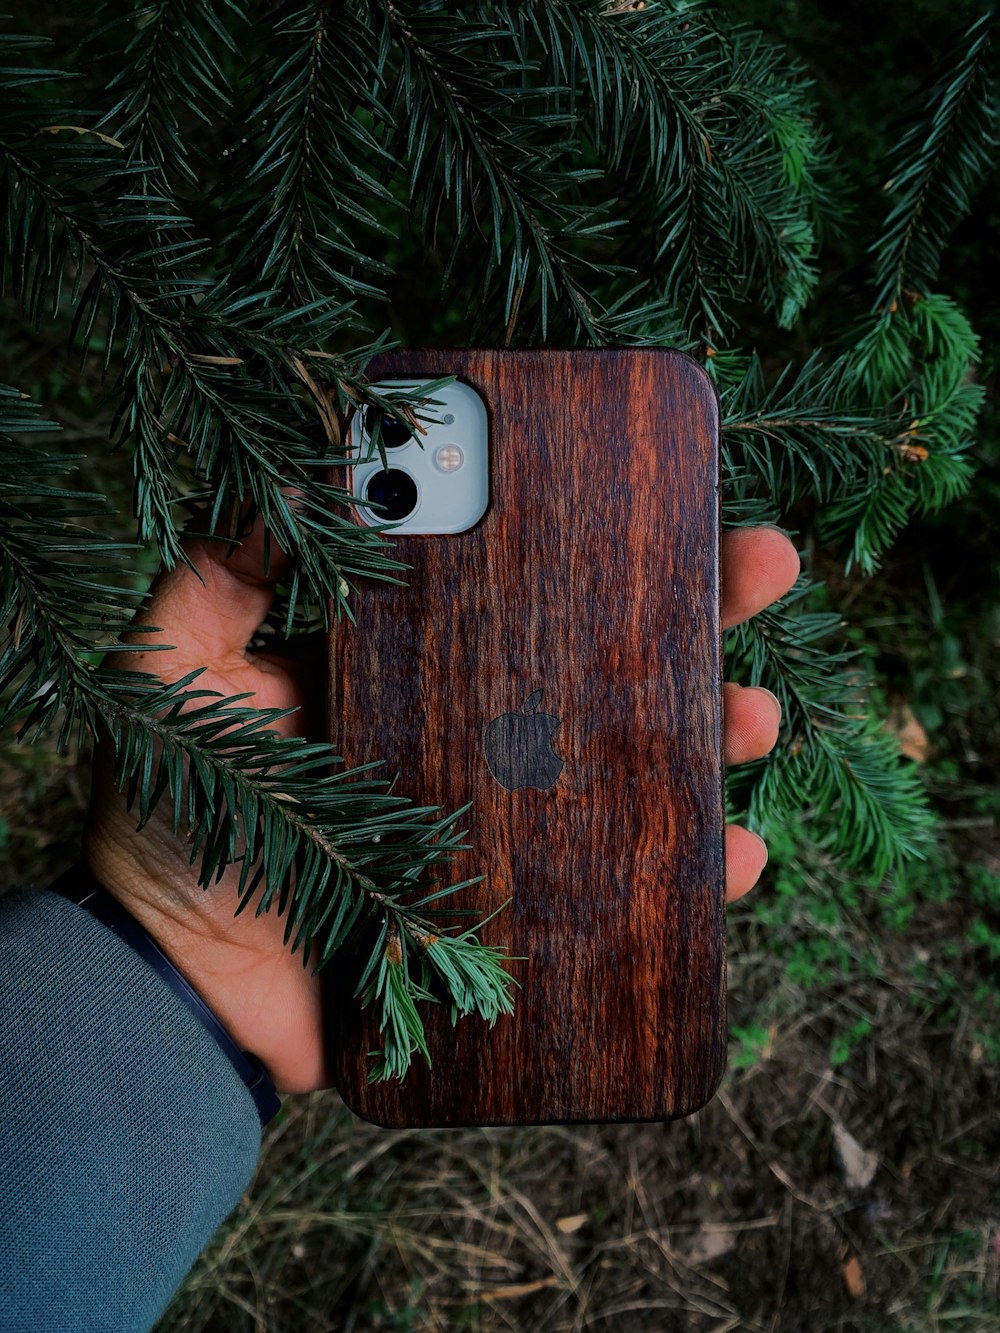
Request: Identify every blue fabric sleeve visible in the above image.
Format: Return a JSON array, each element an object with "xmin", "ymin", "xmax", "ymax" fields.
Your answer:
[{"xmin": 0, "ymin": 888, "xmax": 262, "ymax": 1332}]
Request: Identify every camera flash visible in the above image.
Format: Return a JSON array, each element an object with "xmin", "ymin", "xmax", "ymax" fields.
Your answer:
[{"xmin": 433, "ymin": 444, "xmax": 465, "ymax": 473}]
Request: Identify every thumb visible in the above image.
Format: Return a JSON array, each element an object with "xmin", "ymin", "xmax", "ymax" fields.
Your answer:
[{"xmin": 127, "ymin": 510, "xmax": 294, "ymax": 668}]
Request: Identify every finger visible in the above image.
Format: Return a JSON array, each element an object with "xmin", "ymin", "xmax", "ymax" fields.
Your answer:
[
  {"xmin": 723, "ymin": 682, "xmax": 782, "ymax": 766},
  {"xmin": 726, "ymin": 824, "xmax": 768, "ymax": 902},
  {"xmin": 722, "ymin": 527, "xmax": 801, "ymax": 630},
  {"xmin": 127, "ymin": 509, "xmax": 294, "ymax": 667}
]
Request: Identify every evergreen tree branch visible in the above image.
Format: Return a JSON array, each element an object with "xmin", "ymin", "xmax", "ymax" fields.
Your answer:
[
  {"xmin": 383, "ymin": 0, "xmax": 624, "ymax": 342},
  {"xmin": 0, "ymin": 387, "xmax": 514, "ymax": 1080},
  {"xmin": 98, "ymin": 667, "xmax": 515, "ymax": 1082},
  {"xmin": 721, "ymin": 354, "xmax": 890, "ymax": 505},
  {"xmin": 827, "ymin": 293, "xmax": 985, "ymax": 573},
  {"xmin": 88, "ymin": 0, "xmax": 247, "ymax": 191},
  {"xmin": 549, "ymin": 0, "xmax": 730, "ymax": 339},
  {"xmin": 532, "ymin": 3, "xmax": 834, "ymax": 340},
  {"xmin": 219, "ymin": 0, "xmax": 397, "ymax": 308},
  {"xmin": 0, "ymin": 387, "xmax": 155, "ymax": 749},
  {"xmin": 1, "ymin": 36, "xmax": 410, "ymax": 620},
  {"xmin": 872, "ymin": 11, "xmax": 995, "ymax": 309},
  {"xmin": 725, "ymin": 581, "xmax": 932, "ymax": 878}
]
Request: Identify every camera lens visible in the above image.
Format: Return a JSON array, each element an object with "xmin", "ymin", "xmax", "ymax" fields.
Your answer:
[
  {"xmin": 362, "ymin": 407, "xmax": 411, "ymax": 449},
  {"xmin": 364, "ymin": 468, "xmax": 419, "ymax": 521}
]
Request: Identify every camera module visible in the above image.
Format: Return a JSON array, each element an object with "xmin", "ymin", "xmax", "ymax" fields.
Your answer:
[
  {"xmin": 364, "ymin": 467, "xmax": 419, "ymax": 522},
  {"xmin": 362, "ymin": 407, "xmax": 411, "ymax": 450}
]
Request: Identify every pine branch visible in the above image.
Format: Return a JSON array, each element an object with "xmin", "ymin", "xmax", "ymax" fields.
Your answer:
[
  {"xmin": 0, "ymin": 34, "xmax": 412, "ymax": 620},
  {"xmin": 99, "ymin": 666, "xmax": 515, "ymax": 1081},
  {"xmin": 0, "ymin": 387, "xmax": 514, "ymax": 1080},
  {"xmin": 725, "ymin": 289, "xmax": 985, "ymax": 574},
  {"xmin": 0, "ymin": 387, "xmax": 154, "ymax": 749},
  {"xmin": 0, "ymin": 106, "xmax": 205, "ymax": 342},
  {"xmin": 721, "ymin": 354, "xmax": 890, "ymax": 505},
  {"xmin": 558, "ymin": 1, "xmax": 731, "ymax": 339},
  {"xmin": 87, "ymin": 0, "xmax": 246, "ymax": 191},
  {"xmin": 725, "ymin": 581, "xmax": 932, "ymax": 878},
  {"xmin": 218, "ymin": 1, "xmax": 397, "ymax": 308},
  {"xmin": 1, "ymin": 39, "xmax": 210, "ymax": 561},
  {"xmin": 729, "ymin": 722, "xmax": 931, "ymax": 883},
  {"xmin": 383, "ymin": 0, "xmax": 627, "ymax": 342},
  {"xmin": 362, "ymin": 922, "xmax": 516, "ymax": 1082},
  {"xmin": 544, "ymin": 4, "xmax": 834, "ymax": 340},
  {"xmin": 679, "ymin": 20, "xmax": 830, "ymax": 331},
  {"xmin": 827, "ymin": 293, "xmax": 985, "ymax": 572},
  {"xmin": 872, "ymin": 11, "xmax": 995, "ymax": 309}
]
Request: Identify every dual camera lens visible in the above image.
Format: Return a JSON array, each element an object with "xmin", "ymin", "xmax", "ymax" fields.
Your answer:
[{"xmin": 361, "ymin": 407, "xmax": 417, "ymax": 520}]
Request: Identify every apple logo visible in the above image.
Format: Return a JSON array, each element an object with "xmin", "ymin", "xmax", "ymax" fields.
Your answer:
[{"xmin": 484, "ymin": 689, "xmax": 564, "ymax": 791}]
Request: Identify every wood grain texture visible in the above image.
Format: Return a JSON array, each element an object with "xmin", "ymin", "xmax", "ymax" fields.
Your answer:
[{"xmin": 328, "ymin": 349, "xmax": 724, "ymax": 1126}]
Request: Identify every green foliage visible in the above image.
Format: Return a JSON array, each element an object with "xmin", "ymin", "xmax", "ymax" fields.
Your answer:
[
  {"xmin": 729, "ymin": 1022, "xmax": 772, "ymax": 1068},
  {"xmin": 922, "ymin": 1230, "xmax": 1000, "ymax": 1326},
  {"xmin": 824, "ymin": 294, "xmax": 985, "ymax": 574},
  {"xmin": 816, "ymin": 6, "xmax": 994, "ymax": 574},
  {"xmin": 1, "ymin": 2, "xmax": 996, "ymax": 1081},
  {"xmin": 872, "ymin": 11, "xmax": 995, "ymax": 310},
  {"xmin": 0, "ymin": 385, "xmax": 513, "ymax": 1074},
  {"xmin": 748, "ymin": 810, "xmax": 877, "ymax": 980},
  {"xmin": 90, "ymin": 0, "xmax": 245, "ymax": 191},
  {"xmin": 829, "ymin": 1018, "xmax": 872, "ymax": 1067},
  {"xmin": 725, "ymin": 583, "xmax": 931, "ymax": 878},
  {"xmin": 222, "ymin": 2, "xmax": 396, "ymax": 307}
]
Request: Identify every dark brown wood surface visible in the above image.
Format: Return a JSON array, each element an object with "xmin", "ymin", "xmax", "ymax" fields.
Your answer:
[{"xmin": 328, "ymin": 349, "xmax": 725, "ymax": 1126}]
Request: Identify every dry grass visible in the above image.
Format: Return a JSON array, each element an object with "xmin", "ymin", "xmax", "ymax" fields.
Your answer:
[
  {"xmin": 155, "ymin": 1078, "xmax": 997, "ymax": 1331},
  {"xmin": 153, "ymin": 919, "xmax": 999, "ymax": 1333}
]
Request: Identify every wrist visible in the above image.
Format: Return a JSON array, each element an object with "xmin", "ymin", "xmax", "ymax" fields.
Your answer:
[
  {"xmin": 50, "ymin": 862, "xmax": 281, "ymax": 1125},
  {"xmin": 82, "ymin": 828, "xmax": 329, "ymax": 1094}
]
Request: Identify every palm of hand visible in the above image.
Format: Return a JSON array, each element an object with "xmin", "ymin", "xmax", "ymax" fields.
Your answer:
[{"xmin": 85, "ymin": 532, "xmax": 328, "ymax": 1093}]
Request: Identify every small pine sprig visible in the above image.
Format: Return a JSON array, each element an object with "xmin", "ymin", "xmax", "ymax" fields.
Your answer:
[
  {"xmin": 361, "ymin": 917, "xmax": 517, "ymax": 1083},
  {"xmin": 86, "ymin": 0, "xmax": 247, "ymax": 192},
  {"xmin": 872, "ymin": 11, "xmax": 995, "ymax": 311},
  {"xmin": 724, "ymin": 580, "xmax": 932, "ymax": 879},
  {"xmin": 719, "ymin": 328, "xmax": 983, "ymax": 576},
  {"xmin": 218, "ymin": 1, "xmax": 397, "ymax": 308}
]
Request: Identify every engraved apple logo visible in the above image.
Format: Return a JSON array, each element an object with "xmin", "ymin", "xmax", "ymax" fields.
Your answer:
[{"xmin": 484, "ymin": 689, "xmax": 564, "ymax": 791}]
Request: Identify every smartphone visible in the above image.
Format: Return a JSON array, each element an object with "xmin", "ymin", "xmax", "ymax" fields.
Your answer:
[{"xmin": 328, "ymin": 349, "xmax": 725, "ymax": 1127}]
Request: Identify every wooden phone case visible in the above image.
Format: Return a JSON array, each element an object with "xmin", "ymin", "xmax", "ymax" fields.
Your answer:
[{"xmin": 328, "ymin": 348, "xmax": 724, "ymax": 1126}]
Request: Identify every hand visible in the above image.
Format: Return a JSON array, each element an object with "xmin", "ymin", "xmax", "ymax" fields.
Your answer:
[
  {"xmin": 720, "ymin": 525, "xmax": 801, "ymax": 899},
  {"xmin": 84, "ymin": 515, "xmax": 329, "ymax": 1095},
  {"xmin": 83, "ymin": 519, "xmax": 798, "ymax": 1095}
]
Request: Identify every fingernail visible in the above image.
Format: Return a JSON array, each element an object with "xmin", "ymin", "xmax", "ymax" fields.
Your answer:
[
  {"xmin": 749, "ymin": 686, "xmax": 782, "ymax": 725},
  {"xmin": 750, "ymin": 831, "xmax": 769, "ymax": 866}
]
